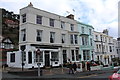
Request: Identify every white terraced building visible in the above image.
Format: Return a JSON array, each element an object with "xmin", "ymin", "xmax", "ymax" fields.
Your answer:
[
  {"xmin": 93, "ymin": 30, "xmax": 118, "ymax": 65},
  {"xmin": 7, "ymin": 3, "xmax": 80, "ymax": 68}
]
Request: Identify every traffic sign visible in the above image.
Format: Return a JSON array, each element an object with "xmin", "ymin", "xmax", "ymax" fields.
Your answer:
[{"xmin": 36, "ymin": 49, "xmax": 41, "ymax": 55}]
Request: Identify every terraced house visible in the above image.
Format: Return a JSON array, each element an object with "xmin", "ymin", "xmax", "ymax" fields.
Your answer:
[
  {"xmin": 93, "ymin": 29, "xmax": 118, "ymax": 65},
  {"xmin": 77, "ymin": 22, "xmax": 94, "ymax": 61},
  {"xmin": 7, "ymin": 3, "xmax": 118, "ymax": 69},
  {"xmin": 7, "ymin": 3, "xmax": 80, "ymax": 68}
]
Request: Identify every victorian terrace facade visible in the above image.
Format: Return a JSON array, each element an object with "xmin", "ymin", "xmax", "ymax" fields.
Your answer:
[
  {"xmin": 93, "ymin": 30, "xmax": 118, "ymax": 65},
  {"xmin": 7, "ymin": 3, "xmax": 80, "ymax": 68},
  {"xmin": 78, "ymin": 22, "xmax": 94, "ymax": 61}
]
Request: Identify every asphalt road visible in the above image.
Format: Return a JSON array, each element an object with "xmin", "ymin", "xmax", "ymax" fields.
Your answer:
[
  {"xmin": 77, "ymin": 72, "xmax": 113, "ymax": 80},
  {"xmin": 1, "ymin": 69, "xmax": 114, "ymax": 80}
]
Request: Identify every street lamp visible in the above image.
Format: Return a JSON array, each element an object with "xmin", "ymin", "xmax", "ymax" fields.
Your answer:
[
  {"xmin": 20, "ymin": 45, "xmax": 25, "ymax": 71},
  {"xmin": 36, "ymin": 49, "xmax": 41, "ymax": 76}
]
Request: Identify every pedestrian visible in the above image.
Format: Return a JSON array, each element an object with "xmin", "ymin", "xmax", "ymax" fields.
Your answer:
[
  {"xmin": 87, "ymin": 62, "xmax": 91, "ymax": 71},
  {"xmin": 72, "ymin": 62, "xmax": 77, "ymax": 73},
  {"xmin": 68, "ymin": 62, "xmax": 74, "ymax": 74}
]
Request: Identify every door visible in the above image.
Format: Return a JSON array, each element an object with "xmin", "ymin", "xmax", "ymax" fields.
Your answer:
[
  {"xmin": 28, "ymin": 51, "xmax": 32, "ymax": 64},
  {"xmin": 63, "ymin": 54, "xmax": 67, "ymax": 64},
  {"xmin": 45, "ymin": 52, "xmax": 50, "ymax": 67},
  {"xmin": 63, "ymin": 50, "xmax": 67, "ymax": 64}
]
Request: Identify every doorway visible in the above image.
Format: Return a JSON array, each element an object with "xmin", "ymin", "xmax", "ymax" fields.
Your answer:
[
  {"xmin": 45, "ymin": 51, "xmax": 50, "ymax": 67},
  {"xmin": 63, "ymin": 50, "xmax": 67, "ymax": 64}
]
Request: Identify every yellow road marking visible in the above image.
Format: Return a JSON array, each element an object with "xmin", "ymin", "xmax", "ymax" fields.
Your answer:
[{"xmin": 78, "ymin": 74, "xmax": 97, "ymax": 78}]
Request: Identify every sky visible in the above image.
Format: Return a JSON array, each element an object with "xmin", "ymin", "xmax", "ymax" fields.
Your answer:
[{"xmin": 0, "ymin": 0, "xmax": 119, "ymax": 39}]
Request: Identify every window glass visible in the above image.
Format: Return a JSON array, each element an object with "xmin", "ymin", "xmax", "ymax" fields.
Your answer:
[
  {"xmin": 50, "ymin": 32, "xmax": 55, "ymax": 43},
  {"xmin": 61, "ymin": 21, "xmax": 65, "ymax": 29},
  {"xmin": 71, "ymin": 50, "xmax": 75, "ymax": 61},
  {"xmin": 22, "ymin": 14, "xmax": 26, "ymax": 23},
  {"xmin": 10, "ymin": 53, "xmax": 15, "ymax": 62},
  {"xmin": 21, "ymin": 29, "xmax": 26, "ymax": 41},
  {"xmin": 70, "ymin": 24, "xmax": 74, "ymax": 31},
  {"xmin": 36, "ymin": 30, "xmax": 42, "ymax": 41},
  {"xmin": 81, "ymin": 27, "xmax": 84, "ymax": 34},
  {"xmin": 50, "ymin": 18, "xmax": 54, "ymax": 27},
  {"xmin": 62, "ymin": 34, "xmax": 65, "ymax": 43},
  {"xmin": 51, "ymin": 52, "xmax": 59, "ymax": 61},
  {"xmin": 74, "ymin": 35, "xmax": 78, "ymax": 44},
  {"xmin": 36, "ymin": 15, "xmax": 42, "ymax": 24}
]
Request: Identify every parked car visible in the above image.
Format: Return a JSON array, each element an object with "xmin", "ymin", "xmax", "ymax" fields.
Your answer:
[{"xmin": 108, "ymin": 69, "xmax": 120, "ymax": 80}]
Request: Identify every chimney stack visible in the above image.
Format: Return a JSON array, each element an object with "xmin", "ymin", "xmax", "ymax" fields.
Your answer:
[
  {"xmin": 66, "ymin": 14, "xmax": 74, "ymax": 20},
  {"xmin": 103, "ymin": 29, "xmax": 108, "ymax": 35},
  {"xmin": 28, "ymin": 2, "xmax": 33, "ymax": 7}
]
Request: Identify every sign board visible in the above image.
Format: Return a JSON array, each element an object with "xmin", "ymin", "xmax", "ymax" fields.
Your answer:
[{"xmin": 36, "ymin": 49, "xmax": 41, "ymax": 55}]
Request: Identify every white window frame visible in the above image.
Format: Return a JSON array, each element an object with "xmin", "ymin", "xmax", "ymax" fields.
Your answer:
[
  {"xmin": 70, "ymin": 24, "xmax": 74, "ymax": 31},
  {"xmin": 61, "ymin": 21, "xmax": 65, "ymax": 29},
  {"xmin": 81, "ymin": 27, "xmax": 84, "ymax": 34},
  {"xmin": 62, "ymin": 34, "xmax": 65, "ymax": 43},
  {"xmin": 50, "ymin": 32, "xmax": 55, "ymax": 43},
  {"xmin": 70, "ymin": 34, "xmax": 78, "ymax": 44},
  {"xmin": 49, "ymin": 18, "xmax": 54, "ymax": 27},
  {"xmin": 36, "ymin": 15, "xmax": 42, "ymax": 24},
  {"xmin": 21, "ymin": 29, "xmax": 26, "ymax": 41},
  {"xmin": 36, "ymin": 30, "xmax": 42, "ymax": 42},
  {"xmin": 22, "ymin": 14, "xmax": 26, "ymax": 23}
]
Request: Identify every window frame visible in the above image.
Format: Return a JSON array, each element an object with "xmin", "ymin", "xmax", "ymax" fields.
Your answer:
[
  {"xmin": 61, "ymin": 21, "xmax": 65, "ymax": 29},
  {"xmin": 36, "ymin": 30, "xmax": 42, "ymax": 42},
  {"xmin": 81, "ymin": 27, "xmax": 84, "ymax": 34},
  {"xmin": 21, "ymin": 29, "xmax": 26, "ymax": 41},
  {"xmin": 10, "ymin": 53, "xmax": 15, "ymax": 62},
  {"xmin": 49, "ymin": 18, "xmax": 54, "ymax": 27},
  {"xmin": 50, "ymin": 32, "xmax": 55, "ymax": 43},
  {"xmin": 61, "ymin": 34, "xmax": 65, "ymax": 43},
  {"xmin": 36, "ymin": 15, "xmax": 42, "ymax": 24},
  {"xmin": 70, "ymin": 24, "xmax": 74, "ymax": 31},
  {"xmin": 22, "ymin": 14, "xmax": 26, "ymax": 23}
]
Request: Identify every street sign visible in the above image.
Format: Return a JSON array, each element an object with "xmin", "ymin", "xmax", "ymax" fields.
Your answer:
[
  {"xmin": 36, "ymin": 49, "xmax": 42, "ymax": 76},
  {"xmin": 36, "ymin": 49, "xmax": 41, "ymax": 55},
  {"xmin": 20, "ymin": 45, "xmax": 26, "ymax": 51}
]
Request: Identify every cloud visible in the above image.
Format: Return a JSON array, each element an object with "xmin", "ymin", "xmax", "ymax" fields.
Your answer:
[
  {"xmin": 70, "ymin": 0, "xmax": 118, "ymax": 38},
  {"xmin": 0, "ymin": 0, "xmax": 118, "ymax": 38}
]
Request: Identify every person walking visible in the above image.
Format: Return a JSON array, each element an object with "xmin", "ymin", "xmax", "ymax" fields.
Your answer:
[
  {"xmin": 68, "ymin": 62, "xmax": 74, "ymax": 74},
  {"xmin": 87, "ymin": 62, "xmax": 91, "ymax": 71},
  {"xmin": 72, "ymin": 62, "xmax": 77, "ymax": 73}
]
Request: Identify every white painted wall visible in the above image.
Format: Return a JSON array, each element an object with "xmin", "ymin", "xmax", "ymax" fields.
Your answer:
[
  {"xmin": 7, "ymin": 51, "xmax": 21, "ymax": 68},
  {"xmin": 93, "ymin": 31, "xmax": 118, "ymax": 65}
]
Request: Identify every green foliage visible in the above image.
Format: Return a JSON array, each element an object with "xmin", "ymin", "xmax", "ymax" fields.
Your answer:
[{"xmin": 2, "ymin": 9, "xmax": 19, "ymax": 49}]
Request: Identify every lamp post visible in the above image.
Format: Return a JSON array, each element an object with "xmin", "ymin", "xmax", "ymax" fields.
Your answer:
[
  {"xmin": 20, "ymin": 45, "xmax": 25, "ymax": 71},
  {"xmin": 21, "ymin": 51, "xmax": 25, "ymax": 71},
  {"xmin": 36, "ymin": 49, "xmax": 41, "ymax": 76}
]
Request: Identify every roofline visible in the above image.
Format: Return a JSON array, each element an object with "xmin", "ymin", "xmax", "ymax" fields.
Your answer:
[
  {"xmin": 20, "ymin": 5, "xmax": 77, "ymax": 22},
  {"xmin": 94, "ymin": 31, "xmax": 113, "ymax": 38},
  {"xmin": 77, "ymin": 21, "xmax": 94, "ymax": 29}
]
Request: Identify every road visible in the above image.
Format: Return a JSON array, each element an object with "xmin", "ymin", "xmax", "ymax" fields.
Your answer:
[
  {"xmin": 1, "ymin": 69, "xmax": 114, "ymax": 80},
  {"xmin": 77, "ymin": 72, "xmax": 112, "ymax": 80}
]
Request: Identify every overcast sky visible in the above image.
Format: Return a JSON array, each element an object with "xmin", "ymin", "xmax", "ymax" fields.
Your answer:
[{"xmin": 0, "ymin": 0, "xmax": 119, "ymax": 39}]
